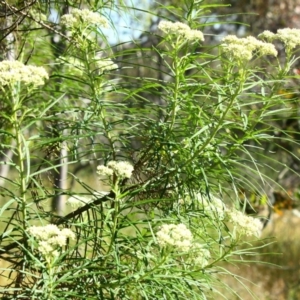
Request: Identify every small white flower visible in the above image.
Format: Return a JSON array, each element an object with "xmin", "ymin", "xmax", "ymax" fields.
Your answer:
[
  {"xmin": 107, "ymin": 161, "xmax": 134, "ymax": 179},
  {"xmin": 61, "ymin": 8, "xmax": 108, "ymax": 28},
  {"xmin": 27, "ymin": 225, "xmax": 75, "ymax": 257},
  {"xmin": 258, "ymin": 30, "xmax": 276, "ymax": 42},
  {"xmin": 222, "ymin": 43, "xmax": 253, "ymax": 62},
  {"xmin": 28, "ymin": 224, "xmax": 60, "ymax": 240},
  {"xmin": 197, "ymin": 194, "xmax": 227, "ymax": 220},
  {"xmin": 156, "ymin": 223, "xmax": 193, "ymax": 252},
  {"xmin": 61, "ymin": 228, "xmax": 76, "ymax": 240},
  {"xmin": 52, "ymin": 250, "xmax": 60, "ymax": 258},
  {"xmin": 276, "ymin": 28, "xmax": 300, "ymax": 50},
  {"xmin": 184, "ymin": 29, "xmax": 205, "ymax": 41},
  {"xmin": 227, "ymin": 209, "xmax": 263, "ymax": 238},
  {"xmin": 44, "ymin": 224, "xmax": 62, "ymax": 237},
  {"xmin": 158, "ymin": 20, "xmax": 190, "ymax": 35},
  {"xmin": 259, "ymin": 28, "xmax": 300, "ymax": 51},
  {"xmin": 106, "ymin": 161, "xmax": 117, "ymax": 169},
  {"xmin": 47, "ymin": 229, "xmax": 75, "ymax": 247},
  {"xmin": 221, "ymin": 34, "xmax": 277, "ymax": 62},
  {"xmin": 257, "ymin": 41, "xmax": 278, "ymax": 56},
  {"xmin": 97, "ymin": 161, "xmax": 133, "ymax": 179},
  {"xmin": 158, "ymin": 20, "xmax": 204, "ymax": 42},
  {"xmin": 190, "ymin": 243, "xmax": 211, "ymax": 268},
  {"xmin": 27, "ymin": 225, "xmax": 43, "ymax": 238},
  {"xmin": 48, "ymin": 235, "xmax": 68, "ymax": 247},
  {"xmin": 97, "ymin": 165, "xmax": 114, "ymax": 177},
  {"xmin": 61, "ymin": 14, "xmax": 76, "ymax": 27},
  {"xmin": 0, "ymin": 60, "xmax": 48, "ymax": 87},
  {"xmin": 38, "ymin": 241, "xmax": 55, "ymax": 255}
]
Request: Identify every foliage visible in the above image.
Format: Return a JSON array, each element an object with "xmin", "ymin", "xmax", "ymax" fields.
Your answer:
[{"xmin": 0, "ymin": 0, "xmax": 300, "ymax": 299}]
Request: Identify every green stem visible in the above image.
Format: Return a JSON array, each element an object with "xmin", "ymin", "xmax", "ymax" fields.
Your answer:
[
  {"xmin": 84, "ymin": 50, "xmax": 117, "ymax": 161},
  {"xmin": 204, "ymin": 241, "xmax": 238, "ymax": 269},
  {"xmin": 46, "ymin": 258, "xmax": 55, "ymax": 299},
  {"xmin": 170, "ymin": 51, "xmax": 181, "ymax": 130},
  {"xmin": 249, "ymin": 55, "xmax": 292, "ymax": 133},
  {"xmin": 179, "ymin": 82, "xmax": 244, "ymax": 171},
  {"xmin": 102, "ymin": 182, "xmax": 121, "ymax": 266},
  {"xmin": 11, "ymin": 87, "xmax": 28, "ymax": 231},
  {"xmin": 100, "ymin": 106, "xmax": 116, "ymax": 160}
]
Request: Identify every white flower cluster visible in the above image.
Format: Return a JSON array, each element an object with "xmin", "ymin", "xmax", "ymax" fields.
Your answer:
[
  {"xmin": 28, "ymin": 224, "xmax": 75, "ymax": 257},
  {"xmin": 61, "ymin": 8, "xmax": 109, "ymax": 28},
  {"xmin": 67, "ymin": 195, "xmax": 91, "ymax": 209},
  {"xmin": 259, "ymin": 28, "xmax": 300, "ymax": 50},
  {"xmin": 195, "ymin": 193, "xmax": 262, "ymax": 238},
  {"xmin": 197, "ymin": 194, "xmax": 227, "ymax": 220},
  {"xmin": 97, "ymin": 165, "xmax": 114, "ymax": 177},
  {"xmin": 156, "ymin": 223, "xmax": 211, "ymax": 267},
  {"xmin": 257, "ymin": 30, "xmax": 275, "ymax": 42},
  {"xmin": 158, "ymin": 20, "xmax": 204, "ymax": 42},
  {"xmin": 156, "ymin": 223, "xmax": 193, "ymax": 252},
  {"xmin": 0, "ymin": 60, "xmax": 48, "ymax": 87},
  {"xmin": 156, "ymin": 209, "xmax": 262, "ymax": 265},
  {"xmin": 221, "ymin": 35, "xmax": 277, "ymax": 62},
  {"xmin": 189, "ymin": 243, "xmax": 211, "ymax": 268},
  {"xmin": 97, "ymin": 161, "xmax": 134, "ymax": 179},
  {"xmin": 227, "ymin": 209, "xmax": 263, "ymax": 238}
]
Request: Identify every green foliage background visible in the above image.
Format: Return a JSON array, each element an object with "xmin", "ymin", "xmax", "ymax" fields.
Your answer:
[{"xmin": 0, "ymin": 0, "xmax": 300, "ymax": 299}]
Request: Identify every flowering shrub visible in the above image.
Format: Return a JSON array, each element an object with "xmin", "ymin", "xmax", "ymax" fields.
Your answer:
[{"xmin": 0, "ymin": 0, "xmax": 299, "ymax": 299}]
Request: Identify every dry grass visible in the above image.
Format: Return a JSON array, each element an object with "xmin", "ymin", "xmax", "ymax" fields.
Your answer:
[{"xmin": 219, "ymin": 210, "xmax": 300, "ymax": 300}]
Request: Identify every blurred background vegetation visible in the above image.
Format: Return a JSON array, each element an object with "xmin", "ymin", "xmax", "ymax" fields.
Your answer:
[{"xmin": 1, "ymin": 0, "xmax": 300, "ymax": 298}]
